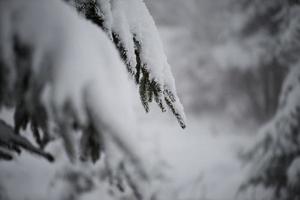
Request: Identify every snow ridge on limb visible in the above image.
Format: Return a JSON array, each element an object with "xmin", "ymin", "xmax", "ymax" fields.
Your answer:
[{"xmin": 69, "ymin": 0, "xmax": 186, "ymax": 129}]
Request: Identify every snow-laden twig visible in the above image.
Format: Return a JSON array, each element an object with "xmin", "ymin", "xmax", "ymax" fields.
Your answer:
[{"xmin": 0, "ymin": 119, "xmax": 54, "ymax": 162}]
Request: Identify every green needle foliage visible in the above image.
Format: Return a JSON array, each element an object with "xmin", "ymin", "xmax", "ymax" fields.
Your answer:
[{"xmin": 69, "ymin": 0, "xmax": 186, "ymax": 129}]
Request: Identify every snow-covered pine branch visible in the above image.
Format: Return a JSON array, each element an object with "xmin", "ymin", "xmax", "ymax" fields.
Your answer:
[
  {"xmin": 0, "ymin": 0, "xmax": 164, "ymax": 198},
  {"xmin": 68, "ymin": 0, "xmax": 186, "ymax": 129}
]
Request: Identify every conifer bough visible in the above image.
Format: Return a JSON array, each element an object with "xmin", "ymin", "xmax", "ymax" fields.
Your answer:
[
  {"xmin": 0, "ymin": 1, "xmax": 185, "ymax": 197},
  {"xmin": 69, "ymin": 0, "xmax": 186, "ymax": 129}
]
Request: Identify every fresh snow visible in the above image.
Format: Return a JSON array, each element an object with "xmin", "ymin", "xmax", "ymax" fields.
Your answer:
[
  {"xmin": 0, "ymin": 0, "xmax": 155, "ymax": 198},
  {"xmin": 0, "ymin": 0, "xmax": 283, "ymax": 199},
  {"xmin": 67, "ymin": 0, "xmax": 186, "ymax": 128},
  {"xmin": 0, "ymin": 108, "xmax": 253, "ymax": 200}
]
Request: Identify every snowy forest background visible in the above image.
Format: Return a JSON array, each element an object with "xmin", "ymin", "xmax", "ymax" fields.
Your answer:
[{"xmin": 0, "ymin": 0, "xmax": 299, "ymax": 200}]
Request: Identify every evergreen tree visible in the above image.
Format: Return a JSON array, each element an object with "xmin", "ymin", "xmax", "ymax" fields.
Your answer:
[{"xmin": 236, "ymin": 1, "xmax": 300, "ymax": 199}]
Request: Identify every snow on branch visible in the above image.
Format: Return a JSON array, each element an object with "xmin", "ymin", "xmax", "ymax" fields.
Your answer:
[
  {"xmin": 0, "ymin": 0, "xmax": 159, "ymax": 198},
  {"xmin": 0, "ymin": 119, "xmax": 54, "ymax": 162},
  {"xmin": 69, "ymin": 0, "xmax": 186, "ymax": 128}
]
